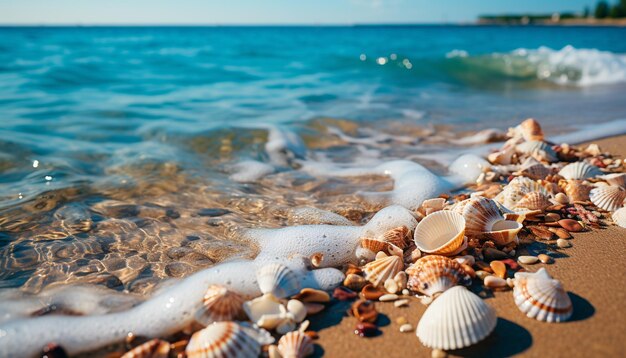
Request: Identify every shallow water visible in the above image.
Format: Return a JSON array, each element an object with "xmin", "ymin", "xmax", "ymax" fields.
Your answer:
[{"xmin": 1, "ymin": 26, "xmax": 626, "ymax": 296}]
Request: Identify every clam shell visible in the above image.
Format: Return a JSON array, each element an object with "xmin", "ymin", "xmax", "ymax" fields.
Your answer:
[
  {"xmin": 277, "ymin": 330, "xmax": 314, "ymax": 358},
  {"xmin": 458, "ymin": 196, "xmax": 522, "ymax": 246},
  {"xmin": 515, "ymin": 192, "xmax": 552, "ymax": 211},
  {"xmin": 599, "ymin": 173, "xmax": 626, "ymax": 188},
  {"xmin": 562, "ymin": 179, "xmax": 591, "ymax": 202},
  {"xmin": 195, "ymin": 285, "xmax": 246, "ymax": 325},
  {"xmin": 612, "ymin": 206, "xmax": 626, "ymax": 228},
  {"xmin": 513, "ymin": 268, "xmax": 573, "ymax": 323},
  {"xmin": 380, "ymin": 226, "xmax": 411, "ymax": 249},
  {"xmin": 405, "ymin": 255, "xmax": 471, "ymax": 296},
  {"xmin": 558, "ymin": 162, "xmax": 602, "ymax": 180},
  {"xmin": 413, "ymin": 210, "xmax": 466, "ymax": 255},
  {"xmin": 589, "ymin": 185, "xmax": 626, "ymax": 212},
  {"xmin": 416, "ymin": 286, "xmax": 497, "ymax": 350},
  {"xmin": 186, "ymin": 322, "xmax": 273, "ymax": 358},
  {"xmin": 362, "ymin": 254, "xmax": 404, "ymax": 288},
  {"xmin": 121, "ymin": 339, "xmax": 170, "ymax": 358},
  {"xmin": 516, "ymin": 140, "xmax": 558, "ymax": 162},
  {"xmin": 257, "ymin": 263, "xmax": 300, "ymax": 298}
]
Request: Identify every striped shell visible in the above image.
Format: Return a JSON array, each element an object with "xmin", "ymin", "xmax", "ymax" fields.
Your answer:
[
  {"xmin": 186, "ymin": 322, "xmax": 273, "ymax": 358},
  {"xmin": 612, "ymin": 206, "xmax": 626, "ymax": 228},
  {"xmin": 257, "ymin": 263, "xmax": 300, "ymax": 298},
  {"xmin": 379, "ymin": 226, "xmax": 411, "ymax": 249},
  {"xmin": 589, "ymin": 185, "xmax": 626, "ymax": 212},
  {"xmin": 413, "ymin": 210, "xmax": 466, "ymax": 256},
  {"xmin": 558, "ymin": 162, "xmax": 602, "ymax": 180},
  {"xmin": 195, "ymin": 285, "xmax": 246, "ymax": 326},
  {"xmin": 277, "ymin": 330, "xmax": 314, "ymax": 358},
  {"xmin": 516, "ymin": 140, "xmax": 558, "ymax": 162},
  {"xmin": 121, "ymin": 339, "xmax": 170, "ymax": 358},
  {"xmin": 362, "ymin": 254, "xmax": 404, "ymax": 288},
  {"xmin": 599, "ymin": 173, "xmax": 626, "ymax": 188},
  {"xmin": 458, "ymin": 196, "xmax": 522, "ymax": 246},
  {"xmin": 356, "ymin": 238, "xmax": 402, "ymax": 261},
  {"xmin": 515, "ymin": 157, "xmax": 551, "ymax": 180},
  {"xmin": 513, "ymin": 268, "xmax": 573, "ymax": 323},
  {"xmin": 405, "ymin": 255, "xmax": 471, "ymax": 296},
  {"xmin": 496, "ymin": 176, "xmax": 551, "ymax": 208},
  {"xmin": 416, "ymin": 286, "xmax": 497, "ymax": 350},
  {"xmin": 515, "ymin": 192, "xmax": 552, "ymax": 211}
]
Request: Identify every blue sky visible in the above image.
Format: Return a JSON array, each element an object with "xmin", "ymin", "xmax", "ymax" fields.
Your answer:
[{"xmin": 1, "ymin": 0, "xmax": 597, "ymax": 25}]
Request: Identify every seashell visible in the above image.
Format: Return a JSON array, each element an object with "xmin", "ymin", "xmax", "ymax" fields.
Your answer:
[
  {"xmin": 487, "ymin": 146, "xmax": 516, "ymax": 165},
  {"xmin": 563, "ymin": 179, "xmax": 591, "ymax": 202},
  {"xmin": 599, "ymin": 173, "xmax": 626, "ymax": 188},
  {"xmin": 518, "ymin": 118, "xmax": 544, "ymax": 142},
  {"xmin": 380, "ymin": 226, "xmax": 411, "ymax": 249},
  {"xmin": 413, "ymin": 210, "xmax": 466, "ymax": 255},
  {"xmin": 612, "ymin": 206, "xmax": 626, "ymax": 228},
  {"xmin": 343, "ymin": 273, "xmax": 367, "ymax": 291},
  {"xmin": 287, "ymin": 300, "xmax": 307, "ymax": 323},
  {"xmin": 558, "ymin": 162, "xmax": 602, "ymax": 180},
  {"xmin": 458, "ymin": 196, "xmax": 522, "ymax": 246},
  {"xmin": 513, "ymin": 268, "xmax": 573, "ymax": 323},
  {"xmin": 195, "ymin": 285, "xmax": 246, "ymax": 326},
  {"xmin": 516, "ymin": 140, "xmax": 558, "ymax": 162},
  {"xmin": 277, "ymin": 330, "xmax": 314, "ymax": 358},
  {"xmin": 362, "ymin": 254, "xmax": 403, "ymax": 288},
  {"xmin": 186, "ymin": 322, "xmax": 274, "ymax": 358},
  {"xmin": 406, "ymin": 255, "xmax": 471, "ymax": 296},
  {"xmin": 515, "ymin": 192, "xmax": 552, "ymax": 211},
  {"xmin": 292, "ymin": 288, "xmax": 330, "ymax": 303},
  {"xmin": 496, "ymin": 176, "xmax": 551, "ymax": 208},
  {"xmin": 243, "ymin": 293, "xmax": 286, "ymax": 326},
  {"xmin": 356, "ymin": 238, "xmax": 402, "ymax": 261},
  {"xmin": 589, "ymin": 185, "xmax": 626, "ymax": 212},
  {"xmin": 416, "ymin": 286, "xmax": 497, "ymax": 350},
  {"xmin": 122, "ymin": 339, "xmax": 170, "ymax": 358},
  {"xmin": 422, "ymin": 198, "xmax": 446, "ymax": 211},
  {"xmin": 515, "ymin": 157, "xmax": 551, "ymax": 180},
  {"xmin": 257, "ymin": 263, "xmax": 300, "ymax": 298}
]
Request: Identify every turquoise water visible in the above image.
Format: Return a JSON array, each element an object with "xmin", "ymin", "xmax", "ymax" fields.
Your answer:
[{"xmin": 1, "ymin": 26, "xmax": 626, "ymax": 293}]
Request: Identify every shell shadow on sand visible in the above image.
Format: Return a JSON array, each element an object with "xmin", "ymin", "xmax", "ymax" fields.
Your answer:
[
  {"xmin": 567, "ymin": 292, "xmax": 595, "ymax": 322},
  {"xmin": 451, "ymin": 318, "xmax": 532, "ymax": 357}
]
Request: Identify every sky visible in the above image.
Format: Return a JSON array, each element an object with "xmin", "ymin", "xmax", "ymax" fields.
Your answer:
[{"xmin": 0, "ymin": 0, "xmax": 598, "ymax": 25}]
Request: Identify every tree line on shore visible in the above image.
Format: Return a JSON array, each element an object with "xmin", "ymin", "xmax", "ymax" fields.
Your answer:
[
  {"xmin": 590, "ymin": 0, "xmax": 626, "ymax": 18},
  {"xmin": 479, "ymin": 0, "xmax": 626, "ymax": 24}
]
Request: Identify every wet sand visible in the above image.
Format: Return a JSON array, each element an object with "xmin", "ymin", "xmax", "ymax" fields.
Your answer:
[{"xmin": 312, "ymin": 135, "xmax": 626, "ymax": 357}]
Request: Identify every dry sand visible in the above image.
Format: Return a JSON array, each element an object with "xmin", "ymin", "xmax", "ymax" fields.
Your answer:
[{"xmin": 310, "ymin": 135, "xmax": 626, "ymax": 357}]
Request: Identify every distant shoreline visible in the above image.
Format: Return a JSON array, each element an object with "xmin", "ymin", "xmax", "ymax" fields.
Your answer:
[{"xmin": 477, "ymin": 17, "xmax": 626, "ymax": 27}]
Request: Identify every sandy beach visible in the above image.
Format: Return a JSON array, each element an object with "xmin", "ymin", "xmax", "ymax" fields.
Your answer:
[{"xmin": 312, "ymin": 134, "xmax": 626, "ymax": 358}]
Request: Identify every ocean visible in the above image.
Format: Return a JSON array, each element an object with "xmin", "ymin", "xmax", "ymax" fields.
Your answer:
[{"xmin": 1, "ymin": 25, "xmax": 626, "ymax": 295}]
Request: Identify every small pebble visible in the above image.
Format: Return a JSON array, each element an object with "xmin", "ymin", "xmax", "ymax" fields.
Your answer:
[
  {"xmin": 506, "ymin": 278, "xmax": 515, "ymax": 288},
  {"xmin": 402, "ymin": 289, "xmax": 410, "ymax": 296},
  {"xmin": 197, "ymin": 208, "xmax": 231, "ymax": 217},
  {"xmin": 361, "ymin": 284, "xmax": 385, "ymax": 300},
  {"xmin": 396, "ymin": 316, "xmax": 408, "ymax": 325},
  {"xmin": 548, "ymin": 227, "xmax": 572, "ymax": 239},
  {"xmin": 354, "ymin": 322, "xmax": 378, "ymax": 338},
  {"xmin": 538, "ymin": 254, "xmax": 553, "ymax": 264},
  {"xmin": 333, "ymin": 287, "xmax": 357, "ymax": 301},
  {"xmin": 554, "ymin": 192, "xmax": 569, "ymax": 204},
  {"xmin": 454, "ymin": 255, "xmax": 475, "ymax": 266},
  {"xmin": 399, "ymin": 323, "xmax": 414, "ymax": 333},
  {"xmin": 484, "ymin": 275, "xmax": 507, "ymax": 288},
  {"xmin": 545, "ymin": 212, "xmax": 561, "ymax": 222},
  {"xmin": 432, "ymin": 348, "xmax": 448, "ymax": 358},
  {"xmin": 379, "ymin": 294, "xmax": 398, "ymax": 302},
  {"xmin": 475, "ymin": 270, "xmax": 490, "ymax": 280},
  {"xmin": 518, "ymin": 255, "xmax": 539, "ymax": 265},
  {"xmin": 557, "ymin": 239, "xmax": 572, "ymax": 248},
  {"xmin": 384, "ymin": 278, "xmax": 399, "ymax": 294},
  {"xmin": 490, "ymin": 260, "xmax": 507, "ymax": 279},
  {"xmin": 394, "ymin": 299, "xmax": 409, "ymax": 307},
  {"xmin": 558, "ymin": 219, "xmax": 584, "ymax": 232}
]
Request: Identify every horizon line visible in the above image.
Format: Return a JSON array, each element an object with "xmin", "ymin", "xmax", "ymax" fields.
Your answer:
[{"xmin": 0, "ymin": 21, "xmax": 484, "ymax": 27}]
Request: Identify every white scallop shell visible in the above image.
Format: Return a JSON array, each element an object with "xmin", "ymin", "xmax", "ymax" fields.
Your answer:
[
  {"xmin": 589, "ymin": 185, "xmax": 626, "ymax": 212},
  {"xmin": 516, "ymin": 140, "xmax": 558, "ymax": 162},
  {"xmin": 416, "ymin": 286, "xmax": 497, "ymax": 350},
  {"xmin": 612, "ymin": 206, "xmax": 626, "ymax": 228},
  {"xmin": 362, "ymin": 254, "xmax": 404, "ymax": 288},
  {"xmin": 195, "ymin": 285, "xmax": 246, "ymax": 325},
  {"xmin": 513, "ymin": 268, "xmax": 573, "ymax": 323},
  {"xmin": 515, "ymin": 192, "xmax": 552, "ymax": 211},
  {"xmin": 257, "ymin": 263, "xmax": 301, "ymax": 298},
  {"xmin": 413, "ymin": 210, "xmax": 466, "ymax": 256},
  {"xmin": 186, "ymin": 322, "xmax": 273, "ymax": 358},
  {"xmin": 277, "ymin": 330, "xmax": 314, "ymax": 358},
  {"xmin": 598, "ymin": 173, "xmax": 626, "ymax": 188},
  {"xmin": 558, "ymin": 162, "xmax": 602, "ymax": 180}
]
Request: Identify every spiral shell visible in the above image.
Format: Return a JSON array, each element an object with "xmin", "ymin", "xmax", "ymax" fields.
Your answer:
[
  {"xmin": 516, "ymin": 140, "xmax": 558, "ymax": 162},
  {"xmin": 186, "ymin": 322, "xmax": 273, "ymax": 358},
  {"xmin": 562, "ymin": 179, "xmax": 592, "ymax": 202},
  {"xmin": 257, "ymin": 263, "xmax": 300, "ymax": 298},
  {"xmin": 277, "ymin": 330, "xmax": 314, "ymax": 358},
  {"xmin": 195, "ymin": 285, "xmax": 246, "ymax": 326},
  {"xmin": 406, "ymin": 255, "xmax": 471, "ymax": 296},
  {"xmin": 413, "ymin": 210, "xmax": 466, "ymax": 256},
  {"xmin": 121, "ymin": 339, "xmax": 170, "ymax": 358},
  {"xmin": 458, "ymin": 196, "xmax": 522, "ymax": 246},
  {"xmin": 513, "ymin": 268, "xmax": 573, "ymax": 323},
  {"xmin": 599, "ymin": 173, "xmax": 626, "ymax": 188},
  {"xmin": 589, "ymin": 185, "xmax": 626, "ymax": 212},
  {"xmin": 362, "ymin": 254, "xmax": 404, "ymax": 288},
  {"xmin": 558, "ymin": 162, "xmax": 602, "ymax": 180},
  {"xmin": 612, "ymin": 206, "xmax": 626, "ymax": 228},
  {"xmin": 416, "ymin": 286, "xmax": 497, "ymax": 350},
  {"xmin": 515, "ymin": 192, "xmax": 552, "ymax": 211}
]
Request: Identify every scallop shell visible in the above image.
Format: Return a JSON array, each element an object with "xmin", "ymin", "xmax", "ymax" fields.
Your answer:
[
  {"xmin": 458, "ymin": 197, "xmax": 522, "ymax": 245},
  {"xmin": 121, "ymin": 339, "xmax": 170, "ymax": 358},
  {"xmin": 277, "ymin": 330, "xmax": 314, "ymax": 358},
  {"xmin": 562, "ymin": 179, "xmax": 592, "ymax": 202},
  {"xmin": 515, "ymin": 192, "xmax": 552, "ymax": 211},
  {"xmin": 612, "ymin": 206, "xmax": 626, "ymax": 228},
  {"xmin": 362, "ymin": 254, "xmax": 404, "ymax": 288},
  {"xmin": 518, "ymin": 118, "xmax": 544, "ymax": 141},
  {"xmin": 558, "ymin": 162, "xmax": 602, "ymax": 180},
  {"xmin": 516, "ymin": 140, "xmax": 558, "ymax": 162},
  {"xmin": 515, "ymin": 157, "xmax": 551, "ymax": 180},
  {"xmin": 195, "ymin": 285, "xmax": 246, "ymax": 326},
  {"xmin": 405, "ymin": 255, "xmax": 471, "ymax": 296},
  {"xmin": 186, "ymin": 322, "xmax": 273, "ymax": 358},
  {"xmin": 513, "ymin": 268, "xmax": 573, "ymax": 323},
  {"xmin": 496, "ymin": 176, "xmax": 551, "ymax": 208},
  {"xmin": 589, "ymin": 185, "xmax": 626, "ymax": 212},
  {"xmin": 599, "ymin": 173, "xmax": 626, "ymax": 188},
  {"xmin": 413, "ymin": 210, "xmax": 466, "ymax": 256},
  {"xmin": 416, "ymin": 286, "xmax": 497, "ymax": 350},
  {"xmin": 257, "ymin": 263, "xmax": 300, "ymax": 298},
  {"xmin": 356, "ymin": 238, "xmax": 402, "ymax": 261},
  {"xmin": 380, "ymin": 226, "xmax": 411, "ymax": 249}
]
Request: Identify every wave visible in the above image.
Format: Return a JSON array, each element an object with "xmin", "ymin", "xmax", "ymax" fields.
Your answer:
[{"xmin": 446, "ymin": 46, "xmax": 626, "ymax": 87}]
